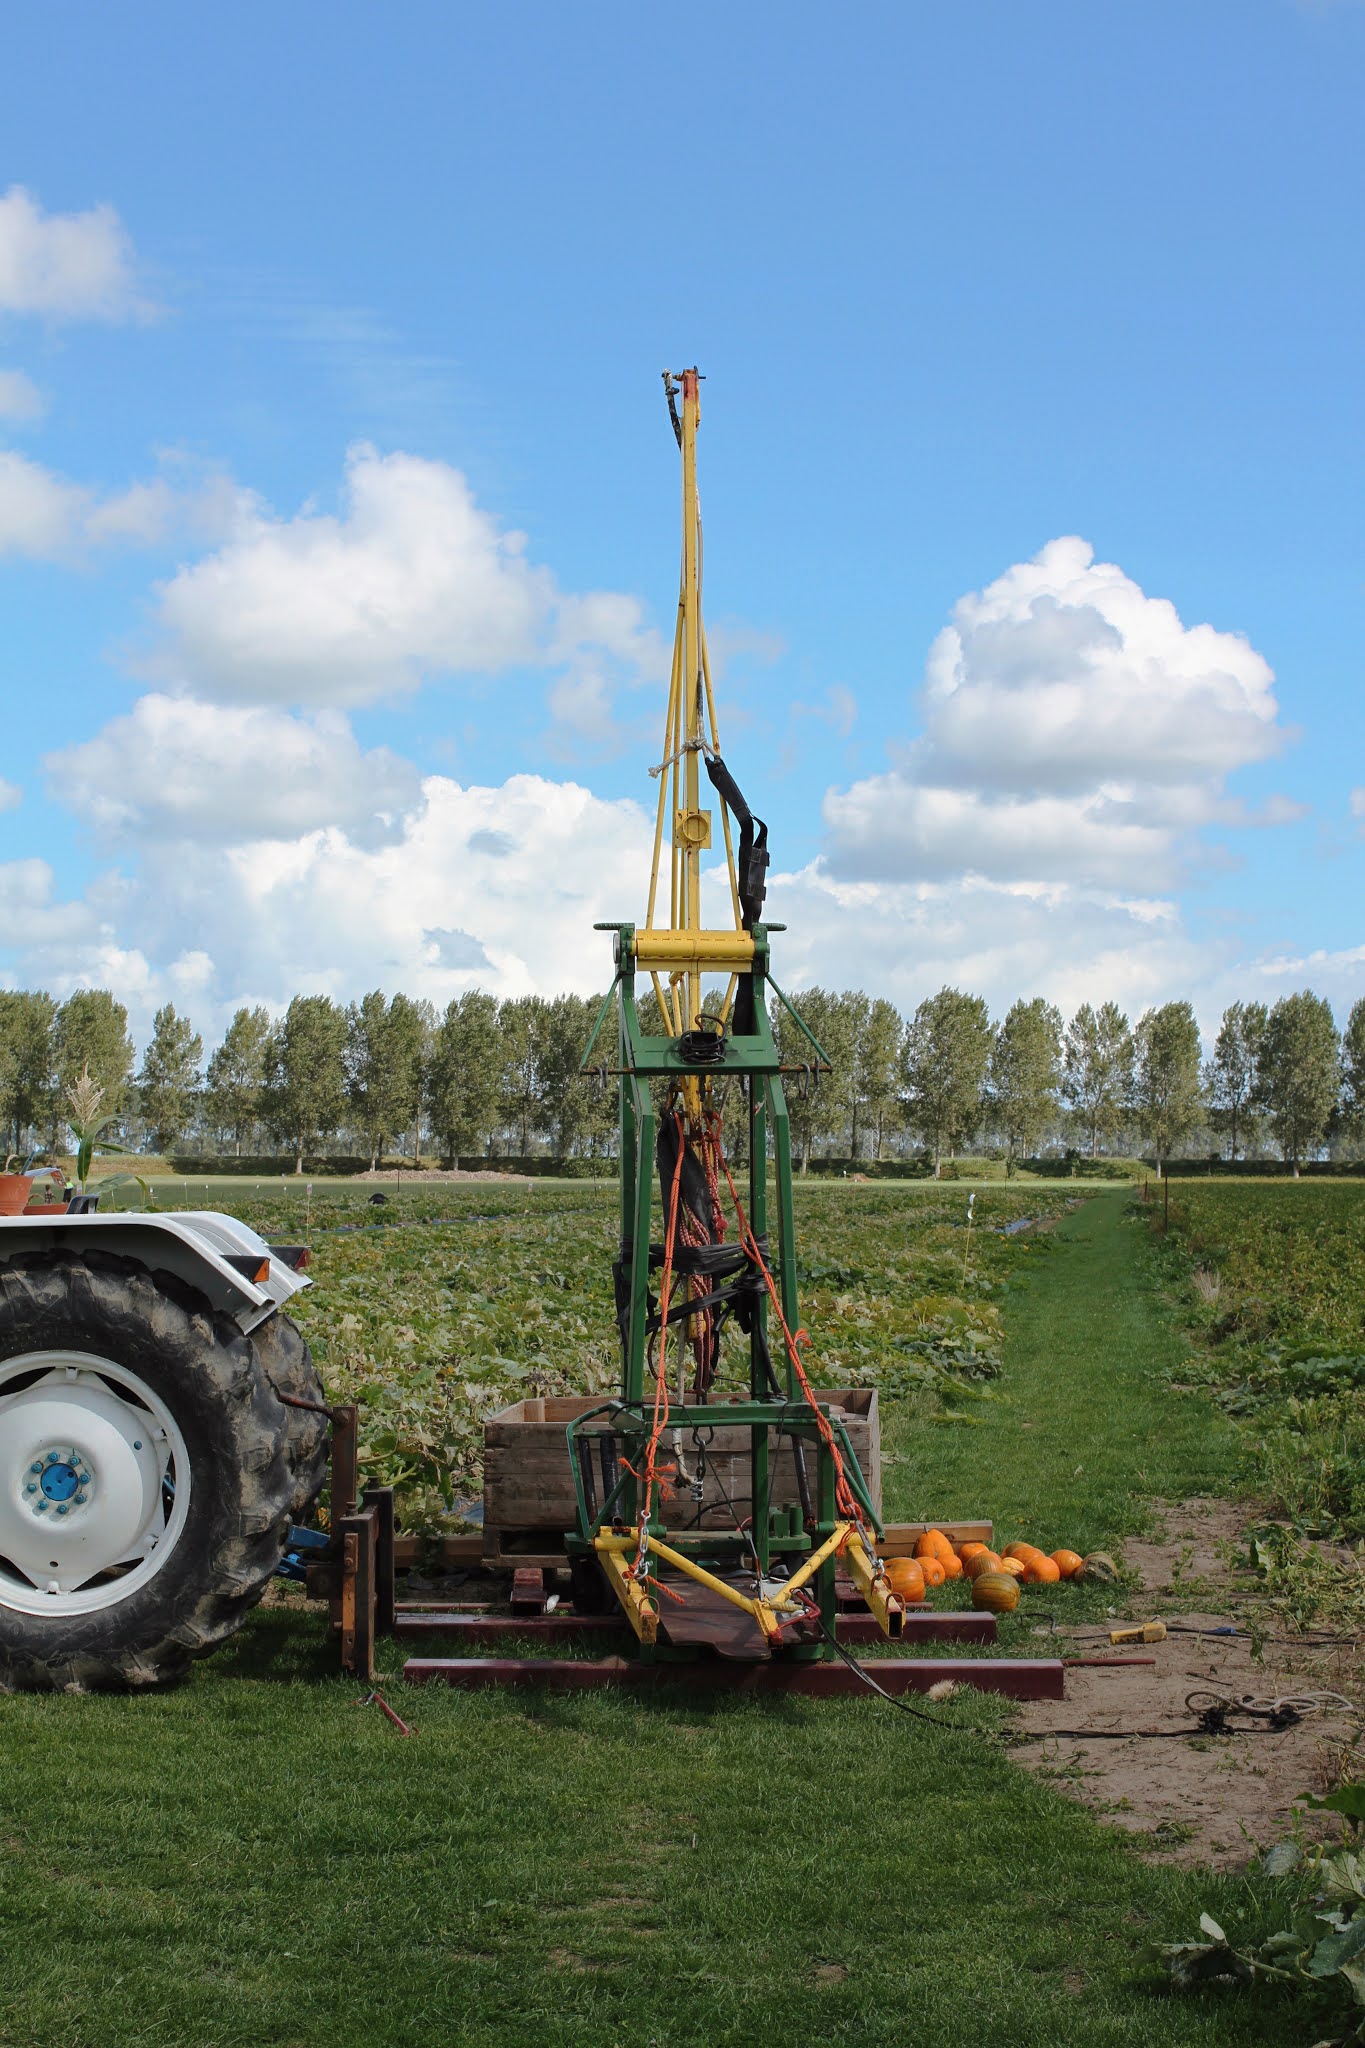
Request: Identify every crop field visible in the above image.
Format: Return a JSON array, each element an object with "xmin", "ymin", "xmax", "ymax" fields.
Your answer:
[
  {"xmin": 1158, "ymin": 1180, "xmax": 1365, "ymax": 1614},
  {"xmin": 149, "ymin": 1176, "xmax": 1084, "ymax": 1528},
  {"xmin": 1163, "ymin": 1180, "xmax": 1365, "ymax": 1358}
]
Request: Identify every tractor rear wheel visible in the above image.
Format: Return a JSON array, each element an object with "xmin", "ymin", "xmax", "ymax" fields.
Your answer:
[{"xmin": 0, "ymin": 1248, "xmax": 327, "ymax": 1693}]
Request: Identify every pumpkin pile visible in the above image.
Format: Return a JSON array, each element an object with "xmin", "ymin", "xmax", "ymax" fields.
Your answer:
[{"xmin": 880, "ymin": 1530, "xmax": 1096, "ymax": 1616}]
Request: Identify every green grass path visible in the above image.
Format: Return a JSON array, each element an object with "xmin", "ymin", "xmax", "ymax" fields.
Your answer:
[
  {"xmin": 888, "ymin": 1192, "xmax": 1239, "ymax": 1554},
  {"xmin": 0, "ymin": 1193, "xmax": 1301, "ymax": 2048}
]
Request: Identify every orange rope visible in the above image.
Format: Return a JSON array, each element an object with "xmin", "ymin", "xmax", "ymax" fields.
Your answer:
[
  {"xmin": 630, "ymin": 1104, "xmax": 876, "ymax": 1592},
  {"xmin": 621, "ymin": 1456, "xmax": 678, "ymax": 1498}
]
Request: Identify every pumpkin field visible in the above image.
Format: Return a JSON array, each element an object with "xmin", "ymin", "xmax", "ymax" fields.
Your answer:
[{"xmin": 211, "ymin": 1176, "xmax": 1084, "ymax": 1532}]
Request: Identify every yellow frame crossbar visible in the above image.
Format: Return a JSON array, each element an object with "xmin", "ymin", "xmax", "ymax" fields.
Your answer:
[
  {"xmin": 842, "ymin": 1528, "xmax": 906, "ymax": 1640},
  {"xmin": 598, "ymin": 1545, "xmax": 659, "ymax": 1645},
  {"xmin": 594, "ymin": 1524, "xmax": 906, "ymax": 1646}
]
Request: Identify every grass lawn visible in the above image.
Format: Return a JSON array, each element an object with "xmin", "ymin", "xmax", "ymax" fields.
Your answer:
[
  {"xmin": 0, "ymin": 1191, "xmax": 1308, "ymax": 2046},
  {"xmin": 888, "ymin": 1193, "xmax": 1240, "ymax": 1553}
]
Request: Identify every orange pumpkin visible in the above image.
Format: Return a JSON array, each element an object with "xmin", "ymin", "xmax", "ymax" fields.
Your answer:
[
  {"xmin": 958, "ymin": 1541, "xmax": 989, "ymax": 1564},
  {"xmin": 917, "ymin": 1554, "xmax": 947, "ymax": 1589},
  {"xmin": 971, "ymin": 1571, "xmax": 1020, "ymax": 1614},
  {"xmin": 1024, "ymin": 1554, "xmax": 1061, "ymax": 1584},
  {"xmin": 916, "ymin": 1531, "xmax": 962, "ymax": 1579},
  {"xmin": 1003, "ymin": 1541, "xmax": 1042, "ymax": 1564},
  {"xmin": 964, "ymin": 1550, "xmax": 1004, "ymax": 1580},
  {"xmin": 1051, "ymin": 1549, "xmax": 1084, "ymax": 1579},
  {"xmin": 883, "ymin": 1557, "xmax": 926, "ymax": 1603}
]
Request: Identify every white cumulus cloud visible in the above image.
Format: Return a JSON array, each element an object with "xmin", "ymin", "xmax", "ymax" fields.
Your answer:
[
  {"xmin": 6, "ymin": 772, "xmax": 653, "ymax": 1040},
  {"xmin": 0, "ymin": 450, "xmax": 242, "ymax": 561},
  {"xmin": 148, "ymin": 443, "xmax": 666, "ymax": 719},
  {"xmin": 824, "ymin": 536, "xmax": 1292, "ymax": 892},
  {"xmin": 48, "ymin": 696, "xmax": 421, "ymax": 848},
  {"xmin": 0, "ymin": 186, "xmax": 147, "ymax": 322}
]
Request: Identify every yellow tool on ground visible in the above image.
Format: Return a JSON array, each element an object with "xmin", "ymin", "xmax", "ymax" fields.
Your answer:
[{"xmin": 1109, "ymin": 1620, "xmax": 1167, "ymax": 1645}]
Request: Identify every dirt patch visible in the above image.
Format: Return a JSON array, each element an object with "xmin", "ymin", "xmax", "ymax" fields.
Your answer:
[{"xmin": 1009, "ymin": 1497, "xmax": 1363, "ymax": 1869}]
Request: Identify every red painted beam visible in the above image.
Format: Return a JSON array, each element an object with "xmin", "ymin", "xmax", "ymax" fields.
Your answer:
[
  {"xmin": 841, "ymin": 1612, "xmax": 995, "ymax": 1646},
  {"xmin": 402, "ymin": 1654, "xmax": 1063, "ymax": 1699},
  {"xmin": 393, "ymin": 1610, "xmax": 997, "ymax": 1646}
]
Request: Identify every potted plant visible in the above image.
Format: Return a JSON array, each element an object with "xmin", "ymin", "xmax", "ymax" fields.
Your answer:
[{"xmin": 0, "ymin": 1153, "xmax": 35, "ymax": 1215}]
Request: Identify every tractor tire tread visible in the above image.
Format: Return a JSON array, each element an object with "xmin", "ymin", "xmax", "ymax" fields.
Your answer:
[{"xmin": 0, "ymin": 1247, "xmax": 327, "ymax": 1693}]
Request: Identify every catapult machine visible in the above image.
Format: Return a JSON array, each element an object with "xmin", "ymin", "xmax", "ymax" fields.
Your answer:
[
  {"xmin": 565, "ymin": 369, "xmax": 903, "ymax": 1663},
  {"xmin": 255, "ymin": 375, "xmax": 1057, "ymax": 1701}
]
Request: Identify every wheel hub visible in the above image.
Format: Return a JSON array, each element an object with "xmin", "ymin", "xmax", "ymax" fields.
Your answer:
[
  {"xmin": 0, "ymin": 1353, "xmax": 190, "ymax": 1616},
  {"xmin": 34, "ymin": 1453, "xmax": 89, "ymax": 1507}
]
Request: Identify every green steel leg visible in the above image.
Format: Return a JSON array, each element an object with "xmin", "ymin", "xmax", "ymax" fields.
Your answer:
[{"xmin": 766, "ymin": 1073, "xmax": 801, "ymax": 1345}]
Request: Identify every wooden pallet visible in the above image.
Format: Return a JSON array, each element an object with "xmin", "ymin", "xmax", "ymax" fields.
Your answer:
[{"xmin": 481, "ymin": 1388, "xmax": 882, "ymax": 1567}]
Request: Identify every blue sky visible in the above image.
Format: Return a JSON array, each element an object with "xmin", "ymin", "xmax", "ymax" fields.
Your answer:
[{"xmin": 1, "ymin": 1, "xmax": 1362, "ymax": 1048}]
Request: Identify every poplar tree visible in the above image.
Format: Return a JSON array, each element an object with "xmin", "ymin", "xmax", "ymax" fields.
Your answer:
[
  {"xmin": 268, "ymin": 995, "xmax": 346, "ymax": 1173},
  {"xmin": 772, "ymin": 986, "xmax": 843, "ymax": 1170},
  {"xmin": 206, "ymin": 1006, "xmax": 271, "ymax": 1154},
  {"xmin": 854, "ymin": 997, "xmax": 903, "ymax": 1161},
  {"xmin": 538, "ymin": 993, "xmax": 594, "ymax": 1159},
  {"xmin": 1133, "ymin": 1001, "xmax": 1203, "ymax": 1171},
  {"xmin": 138, "ymin": 1004, "xmax": 203, "ymax": 1154},
  {"xmin": 989, "ymin": 998, "xmax": 1063, "ymax": 1174},
  {"xmin": 428, "ymin": 991, "xmax": 502, "ymax": 1164},
  {"xmin": 1257, "ymin": 990, "xmax": 1340, "ymax": 1176},
  {"xmin": 345, "ymin": 991, "xmax": 394, "ymax": 1168},
  {"xmin": 835, "ymin": 989, "xmax": 871, "ymax": 1158},
  {"xmin": 900, "ymin": 988, "xmax": 992, "ymax": 1176},
  {"xmin": 498, "ymin": 996, "xmax": 548, "ymax": 1154},
  {"xmin": 345, "ymin": 991, "xmax": 430, "ymax": 1167},
  {"xmin": 55, "ymin": 990, "xmax": 135, "ymax": 1111},
  {"xmin": 1062, "ymin": 1001, "xmax": 1132, "ymax": 1157},
  {"xmin": 1342, "ymin": 997, "xmax": 1365, "ymax": 1140},
  {"xmin": 0, "ymin": 990, "xmax": 57, "ymax": 1154},
  {"xmin": 1204, "ymin": 1000, "xmax": 1267, "ymax": 1161}
]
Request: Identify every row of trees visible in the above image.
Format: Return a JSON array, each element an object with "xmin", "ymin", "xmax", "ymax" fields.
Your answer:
[
  {"xmin": 855, "ymin": 988, "xmax": 1356, "ymax": 1177},
  {"xmin": 0, "ymin": 982, "xmax": 1360, "ymax": 1174},
  {"xmin": 0, "ymin": 987, "xmax": 618, "ymax": 1172}
]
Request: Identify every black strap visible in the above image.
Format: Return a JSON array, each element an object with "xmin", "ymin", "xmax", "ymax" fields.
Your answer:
[
  {"xmin": 704, "ymin": 754, "xmax": 769, "ymax": 930},
  {"xmin": 704, "ymin": 753, "xmax": 769, "ymax": 1037}
]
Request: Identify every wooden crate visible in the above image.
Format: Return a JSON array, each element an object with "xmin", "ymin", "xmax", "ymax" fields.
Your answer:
[{"xmin": 482, "ymin": 1389, "xmax": 881, "ymax": 1568}]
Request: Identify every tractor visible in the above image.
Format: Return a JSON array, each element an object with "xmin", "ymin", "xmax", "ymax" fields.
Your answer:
[{"xmin": 0, "ymin": 1208, "xmax": 327, "ymax": 1689}]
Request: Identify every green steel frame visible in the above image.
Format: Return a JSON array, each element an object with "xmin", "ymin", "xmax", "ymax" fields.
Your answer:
[{"xmin": 567, "ymin": 921, "xmax": 883, "ymax": 1661}]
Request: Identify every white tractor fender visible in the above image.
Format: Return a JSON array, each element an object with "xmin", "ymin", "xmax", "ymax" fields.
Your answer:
[{"xmin": 0, "ymin": 1211, "xmax": 310, "ymax": 1335}]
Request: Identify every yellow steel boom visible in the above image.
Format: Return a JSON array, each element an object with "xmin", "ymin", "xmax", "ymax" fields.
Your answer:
[{"xmin": 646, "ymin": 369, "xmax": 750, "ymax": 1057}]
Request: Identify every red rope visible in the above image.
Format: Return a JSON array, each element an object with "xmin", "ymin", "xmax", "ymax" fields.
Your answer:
[
  {"xmin": 632, "ymin": 1111, "xmax": 688, "ymax": 1577},
  {"xmin": 709, "ymin": 1114, "xmax": 873, "ymax": 1548},
  {"xmin": 629, "ymin": 1103, "xmax": 875, "ymax": 1590}
]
